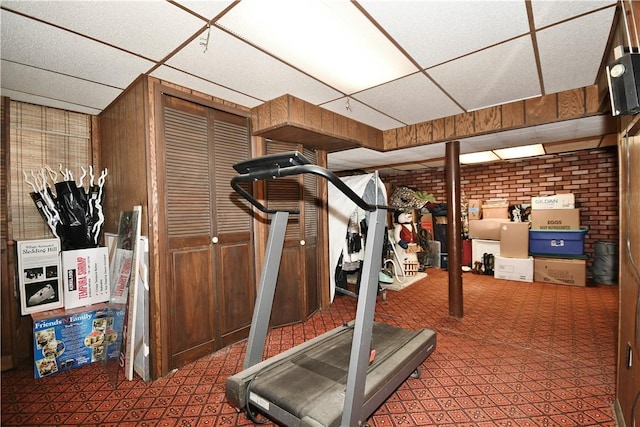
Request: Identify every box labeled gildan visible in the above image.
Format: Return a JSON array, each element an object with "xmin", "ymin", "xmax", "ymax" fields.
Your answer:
[
  {"xmin": 531, "ymin": 193, "xmax": 575, "ymax": 210},
  {"xmin": 494, "ymin": 256, "xmax": 533, "ymax": 282},
  {"xmin": 530, "ymin": 209, "xmax": 580, "ymax": 230},
  {"xmin": 31, "ymin": 303, "xmax": 125, "ymax": 378},
  {"xmin": 62, "ymin": 247, "xmax": 110, "ymax": 309},
  {"xmin": 529, "ymin": 229, "xmax": 587, "ymax": 256},
  {"xmin": 534, "ymin": 257, "xmax": 586, "ymax": 286},
  {"xmin": 499, "ymin": 222, "xmax": 530, "ymax": 258}
]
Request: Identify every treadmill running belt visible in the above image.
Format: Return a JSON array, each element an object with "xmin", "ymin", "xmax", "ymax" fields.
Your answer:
[{"xmin": 247, "ymin": 322, "xmax": 434, "ymax": 425}]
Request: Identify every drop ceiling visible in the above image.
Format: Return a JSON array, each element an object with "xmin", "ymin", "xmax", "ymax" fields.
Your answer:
[{"xmin": 0, "ymin": 0, "xmax": 621, "ymax": 172}]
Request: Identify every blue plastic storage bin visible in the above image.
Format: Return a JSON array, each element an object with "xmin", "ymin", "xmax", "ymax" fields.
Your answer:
[{"xmin": 529, "ymin": 229, "xmax": 587, "ymax": 256}]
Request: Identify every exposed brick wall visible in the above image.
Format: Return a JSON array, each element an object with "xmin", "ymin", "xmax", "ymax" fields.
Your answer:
[{"xmin": 383, "ymin": 146, "xmax": 619, "ymax": 270}]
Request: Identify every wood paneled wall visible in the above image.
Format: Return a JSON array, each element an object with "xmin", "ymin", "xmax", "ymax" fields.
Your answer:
[
  {"xmin": 250, "ymin": 86, "xmax": 610, "ymax": 155},
  {"xmin": 384, "ymin": 85, "xmax": 605, "ymax": 150},
  {"xmin": 98, "ymin": 76, "xmax": 150, "ymax": 238},
  {"xmin": 615, "ymin": 118, "xmax": 640, "ymax": 427},
  {"xmin": 252, "ymin": 94, "xmax": 383, "ymax": 151}
]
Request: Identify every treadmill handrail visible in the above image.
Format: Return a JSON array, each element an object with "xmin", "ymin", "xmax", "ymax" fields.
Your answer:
[{"xmin": 231, "ymin": 162, "xmax": 389, "ymax": 214}]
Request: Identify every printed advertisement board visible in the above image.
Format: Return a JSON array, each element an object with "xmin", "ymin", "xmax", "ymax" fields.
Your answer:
[
  {"xmin": 17, "ymin": 239, "xmax": 64, "ymax": 315},
  {"xmin": 31, "ymin": 303, "xmax": 125, "ymax": 379}
]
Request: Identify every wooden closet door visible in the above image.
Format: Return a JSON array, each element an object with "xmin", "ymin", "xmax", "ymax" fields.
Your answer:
[
  {"xmin": 210, "ymin": 110, "xmax": 255, "ymax": 346},
  {"xmin": 265, "ymin": 142, "xmax": 320, "ymax": 327},
  {"xmin": 163, "ymin": 97, "xmax": 216, "ymax": 368},
  {"xmin": 161, "ymin": 96, "xmax": 253, "ymax": 368},
  {"xmin": 302, "ymin": 147, "xmax": 320, "ymax": 317}
]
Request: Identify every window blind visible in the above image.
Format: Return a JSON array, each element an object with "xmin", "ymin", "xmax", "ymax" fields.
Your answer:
[{"xmin": 9, "ymin": 101, "xmax": 91, "ymax": 240}]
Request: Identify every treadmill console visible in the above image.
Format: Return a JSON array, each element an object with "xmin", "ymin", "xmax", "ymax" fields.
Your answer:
[{"xmin": 233, "ymin": 151, "xmax": 310, "ymax": 174}]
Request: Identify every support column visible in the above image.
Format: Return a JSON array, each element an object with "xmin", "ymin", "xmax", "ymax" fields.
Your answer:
[{"xmin": 445, "ymin": 141, "xmax": 463, "ymax": 318}]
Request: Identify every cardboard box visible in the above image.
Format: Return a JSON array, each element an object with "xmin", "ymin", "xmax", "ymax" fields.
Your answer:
[
  {"xmin": 62, "ymin": 247, "xmax": 110, "ymax": 309},
  {"xmin": 531, "ymin": 193, "xmax": 575, "ymax": 210},
  {"xmin": 468, "ymin": 199, "xmax": 482, "ymax": 220},
  {"xmin": 31, "ymin": 303, "xmax": 125, "ymax": 378},
  {"xmin": 468, "ymin": 219, "xmax": 511, "ymax": 240},
  {"xmin": 534, "ymin": 257, "xmax": 586, "ymax": 286},
  {"xmin": 529, "ymin": 229, "xmax": 587, "ymax": 256},
  {"xmin": 482, "ymin": 205, "xmax": 509, "ymax": 219},
  {"xmin": 472, "ymin": 239, "xmax": 501, "ymax": 265},
  {"xmin": 494, "ymin": 256, "xmax": 534, "ymax": 282},
  {"xmin": 530, "ymin": 209, "xmax": 580, "ymax": 230},
  {"xmin": 500, "ymin": 222, "xmax": 530, "ymax": 258}
]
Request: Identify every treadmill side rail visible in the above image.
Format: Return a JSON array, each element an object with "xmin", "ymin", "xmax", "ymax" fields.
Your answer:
[{"xmin": 226, "ymin": 152, "xmax": 437, "ymax": 427}]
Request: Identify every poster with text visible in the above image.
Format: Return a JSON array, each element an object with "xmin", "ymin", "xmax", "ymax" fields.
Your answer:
[{"xmin": 17, "ymin": 238, "xmax": 64, "ymax": 315}]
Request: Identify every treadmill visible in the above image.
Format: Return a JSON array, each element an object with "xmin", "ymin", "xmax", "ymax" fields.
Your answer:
[{"xmin": 226, "ymin": 151, "xmax": 436, "ymax": 427}]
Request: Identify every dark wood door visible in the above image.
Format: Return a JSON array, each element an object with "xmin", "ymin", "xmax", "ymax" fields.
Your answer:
[
  {"xmin": 265, "ymin": 142, "xmax": 320, "ymax": 327},
  {"xmin": 210, "ymin": 113, "xmax": 255, "ymax": 346},
  {"xmin": 161, "ymin": 96, "xmax": 253, "ymax": 369}
]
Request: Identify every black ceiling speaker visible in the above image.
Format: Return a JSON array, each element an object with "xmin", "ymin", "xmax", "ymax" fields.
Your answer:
[{"xmin": 606, "ymin": 53, "xmax": 640, "ymax": 116}]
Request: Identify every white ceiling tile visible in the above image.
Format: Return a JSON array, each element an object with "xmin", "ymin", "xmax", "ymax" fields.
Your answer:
[
  {"xmin": 1, "ymin": 61, "xmax": 121, "ymax": 111},
  {"xmin": 328, "ymin": 147, "xmax": 390, "ymax": 170},
  {"xmin": 1, "ymin": 0, "xmax": 206, "ymax": 60},
  {"xmin": 360, "ymin": 0, "xmax": 530, "ymax": 68},
  {"xmin": 354, "ymin": 73, "xmax": 463, "ymax": 125},
  {"xmin": 321, "ymin": 97, "xmax": 404, "ymax": 131},
  {"xmin": 216, "ymin": 0, "xmax": 417, "ymax": 93},
  {"xmin": 544, "ymin": 138, "xmax": 601, "ymax": 154},
  {"xmin": 537, "ymin": 8, "xmax": 616, "ymax": 94},
  {"xmin": 0, "ymin": 1, "xmax": 618, "ymax": 173},
  {"xmin": 173, "ymin": 0, "xmax": 236, "ymax": 20},
  {"xmin": 419, "ymin": 159, "xmax": 446, "ymax": 168},
  {"xmin": 166, "ymin": 27, "xmax": 342, "ymax": 104},
  {"xmin": 428, "ymin": 36, "xmax": 540, "ymax": 111},
  {"xmin": 1, "ymin": 10, "xmax": 153, "ymax": 89},
  {"xmin": 404, "ymin": 143, "xmax": 448, "ymax": 159},
  {"xmin": 150, "ymin": 66, "xmax": 263, "ymax": 108},
  {"xmin": 0, "ymin": 89, "xmax": 102, "ymax": 116},
  {"xmin": 531, "ymin": 0, "xmax": 617, "ymax": 28},
  {"xmin": 460, "ymin": 135, "xmax": 506, "ymax": 154}
]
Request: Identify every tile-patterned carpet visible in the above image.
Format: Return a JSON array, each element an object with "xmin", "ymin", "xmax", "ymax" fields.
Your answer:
[{"xmin": 2, "ymin": 269, "xmax": 619, "ymax": 426}]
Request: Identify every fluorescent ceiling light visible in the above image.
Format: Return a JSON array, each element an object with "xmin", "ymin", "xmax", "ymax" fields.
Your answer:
[
  {"xmin": 494, "ymin": 144, "xmax": 545, "ymax": 159},
  {"xmin": 216, "ymin": 0, "xmax": 417, "ymax": 93},
  {"xmin": 459, "ymin": 151, "xmax": 500, "ymax": 164}
]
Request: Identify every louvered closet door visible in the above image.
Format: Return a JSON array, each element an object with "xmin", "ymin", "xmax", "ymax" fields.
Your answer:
[
  {"xmin": 265, "ymin": 142, "xmax": 320, "ymax": 327},
  {"xmin": 161, "ymin": 96, "xmax": 253, "ymax": 369},
  {"xmin": 210, "ymin": 110, "xmax": 255, "ymax": 346},
  {"xmin": 302, "ymin": 147, "xmax": 320, "ymax": 317}
]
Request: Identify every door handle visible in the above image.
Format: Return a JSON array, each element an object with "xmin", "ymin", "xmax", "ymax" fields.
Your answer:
[{"xmin": 212, "ymin": 236, "xmax": 219, "ymax": 244}]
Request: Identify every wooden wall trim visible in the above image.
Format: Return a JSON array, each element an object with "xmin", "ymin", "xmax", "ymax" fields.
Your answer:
[
  {"xmin": 251, "ymin": 94, "xmax": 383, "ymax": 151},
  {"xmin": 384, "ymin": 85, "xmax": 609, "ymax": 150},
  {"xmin": 250, "ymin": 85, "xmax": 609, "ymax": 154},
  {"xmin": 151, "ymin": 78, "xmax": 251, "ymax": 118}
]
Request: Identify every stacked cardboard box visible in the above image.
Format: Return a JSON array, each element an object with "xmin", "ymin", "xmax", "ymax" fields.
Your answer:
[
  {"xmin": 495, "ymin": 222, "xmax": 533, "ymax": 282},
  {"xmin": 529, "ymin": 194, "xmax": 587, "ymax": 286},
  {"xmin": 468, "ymin": 199, "xmax": 510, "ymax": 267},
  {"xmin": 467, "ymin": 199, "xmax": 533, "ymax": 281}
]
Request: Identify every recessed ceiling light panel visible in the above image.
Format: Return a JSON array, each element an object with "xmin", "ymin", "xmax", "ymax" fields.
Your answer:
[
  {"xmin": 459, "ymin": 151, "xmax": 500, "ymax": 164},
  {"xmin": 494, "ymin": 144, "xmax": 545, "ymax": 159},
  {"xmin": 217, "ymin": 0, "xmax": 417, "ymax": 93}
]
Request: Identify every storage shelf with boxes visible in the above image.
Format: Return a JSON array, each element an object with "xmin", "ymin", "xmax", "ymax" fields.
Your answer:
[
  {"xmin": 466, "ymin": 194, "xmax": 588, "ymax": 286},
  {"xmin": 529, "ymin": 193, "xmax": 587, "ymax": 287}
]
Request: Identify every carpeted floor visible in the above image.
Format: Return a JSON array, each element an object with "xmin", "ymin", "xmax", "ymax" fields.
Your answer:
[{"xmin": 1, "ymin": 269, "xmax": 619, "ymax": 426}]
